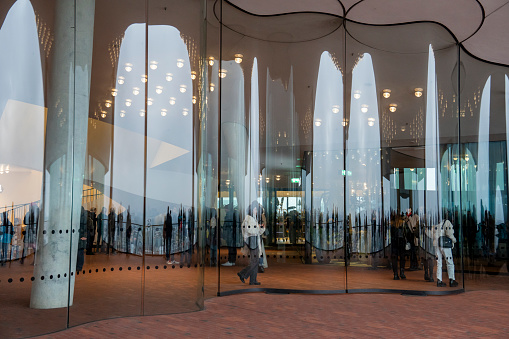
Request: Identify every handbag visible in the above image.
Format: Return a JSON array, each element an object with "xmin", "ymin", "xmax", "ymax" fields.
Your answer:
[{"xmin": 438, "ymin": 236, "xmax": 453, "ymax": 248}]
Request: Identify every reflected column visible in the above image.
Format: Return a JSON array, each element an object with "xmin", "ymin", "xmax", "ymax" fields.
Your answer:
[{"xmin": 31, "ymin": 0, "xmax": 95, "ymax": 309}]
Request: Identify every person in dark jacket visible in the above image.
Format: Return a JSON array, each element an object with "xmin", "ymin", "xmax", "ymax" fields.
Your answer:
[
  {"xmin": 77, "ymin": 207, "xmax": 88, "ymax": 271},
  {"xmin": 164, "ymin": 207, "xmax": 178, "ymax": 264},
  {"xmin": 125, "ymin": 206, "xmax": 132, "ymax": 255},
  {"xmin": 1, "ymin": 212, "xmax": 14, "ymax": 265},
  {"xmin": 108, "ymin": 207, "xmax": 116, "ymax": 254},
  {"xmin": 391, "ymin": 213, "xmax": 409, "ymax": 280}
]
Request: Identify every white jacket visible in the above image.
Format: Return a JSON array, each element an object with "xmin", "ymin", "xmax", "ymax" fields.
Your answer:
[{"xmin": 431, "ymin": 220, "xmax": 457, "ymax": 248}]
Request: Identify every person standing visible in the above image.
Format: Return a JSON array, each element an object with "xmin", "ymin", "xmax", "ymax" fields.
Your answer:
[
  {"xmin": 125, "ymin": 206, "xmax": 132, "ymax": 255},
  {"xmin": 1, "ymin": 212, "xmax": 14, "ymax": 265},
  {"xmin": 237, "ymin": 202, "xmax": 266, "ymax": 285},
  {"xmin": 108, "ymin": 207, "xmax": 117, "ymax": 254},
  {"xmin": 390, "ymin": 213, "xmax": 408, "ymax": 280},
  {"xmin": 433, "ymin": 216, "xmax": 458, "ymax": 287}
]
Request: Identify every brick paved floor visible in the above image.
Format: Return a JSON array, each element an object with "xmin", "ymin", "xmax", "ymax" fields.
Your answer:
[
  {"xmin": 1, "ymin": 250, "xmax": 508, "ymax": 338},
  {"xmin": 36, "ymin": 290, "xmax": 509, "ymax": 338}
]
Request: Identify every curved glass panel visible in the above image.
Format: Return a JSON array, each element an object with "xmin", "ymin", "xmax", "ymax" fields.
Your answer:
[
  {"xmin": 345, "ymin": 21, "xmax": 463, "ymax": 292},
  {"xmin": 460, "ymin": 49, "xmax": 509, "ymax": 290},
  {"xmin": 0, "ymin": 0, "xmax": 70, "ymax": 336},
  {"xmin": 218, "ymin": 2, "xmax": 346, "ymax": 294}
]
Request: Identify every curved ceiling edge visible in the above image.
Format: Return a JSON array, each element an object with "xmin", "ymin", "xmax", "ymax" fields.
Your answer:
[
  {"xmin": 227, "ymin": 0, "xmax": 345, "ymax": 18},
  {"xmin": 220, "ymin": 0, "xmax": 509, "ymax": 68},
  {"xmin": 345, "ymin": 0, "xmax": 484, "ymax": 43}
]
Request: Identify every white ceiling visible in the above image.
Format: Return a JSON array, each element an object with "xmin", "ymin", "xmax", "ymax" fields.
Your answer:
[{"xmin": 230, "ymin": 0, "xmax": 509, "ymax": 66}]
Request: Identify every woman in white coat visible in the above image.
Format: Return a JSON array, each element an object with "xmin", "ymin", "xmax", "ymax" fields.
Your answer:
[{"xmin": 237, "ymin": 201, "xmax": 265, "ymax": 285}]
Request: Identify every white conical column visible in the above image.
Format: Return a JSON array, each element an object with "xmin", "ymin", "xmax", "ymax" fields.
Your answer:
[{"xmin": 30, "ymin": 0, "xmax": 95, "ymax": 309}]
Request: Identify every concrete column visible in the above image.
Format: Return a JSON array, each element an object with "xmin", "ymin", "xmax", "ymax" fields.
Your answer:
[{"xmin": 31, "ymin": 0, "xmax": 95, "ymax": 309}]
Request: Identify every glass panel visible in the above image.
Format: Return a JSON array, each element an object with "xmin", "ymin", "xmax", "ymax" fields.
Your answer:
[
  {"xmin": 218, "ymin": 1, "xmax": 346, "ymax": 293},
  {"xmin": 345, "ymin": 21, "xmax": 463, "ymax": 292},
  {"xmin": 143, "ymin": 0, "xmax": 204, "ymax": 315},
  {"xmin": 69, "ymin": 0, "xmax": 145, "ymax": 326},
  {"xmin": 0, "ymin": 0, "xmax": 73, "ymax": 336},
  {"xmin": 460, "ymin": 49, "xmax": 509, "ymax": 290}
]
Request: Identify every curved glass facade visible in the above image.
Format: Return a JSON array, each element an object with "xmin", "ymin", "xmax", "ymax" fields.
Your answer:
[{"xmin": 0, "ymin": 0, "xmax": 508, "ymax": 337}]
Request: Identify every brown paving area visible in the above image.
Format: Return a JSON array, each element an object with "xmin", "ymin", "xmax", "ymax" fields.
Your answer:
[
  {"xmin": 1, "ymin": 250, "xmax": 508, "ymax": 338},
  {"xmin": 37, "ymin": 290, "xmax": 509, "ymax": 338}
]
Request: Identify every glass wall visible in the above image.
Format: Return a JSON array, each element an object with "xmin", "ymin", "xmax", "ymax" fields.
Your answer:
[
  {"xmin": 0, "ymin": 0, "xmax": 207, "ymax": 337},
  {"xmin": 1, "ymin": 0, "xmax": 509, "ymax": 337}
]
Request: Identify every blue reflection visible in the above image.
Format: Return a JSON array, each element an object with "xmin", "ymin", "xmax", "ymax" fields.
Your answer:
[{"xmin": 476, "ymin": 76, "xmax": 491, "ymax": 224}]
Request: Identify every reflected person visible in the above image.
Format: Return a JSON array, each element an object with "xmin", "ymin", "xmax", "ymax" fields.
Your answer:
[
  {"xmin": 237, "ymin": 202, "xmax": 265, "ymax": 286},
  {"xmin": 433, "ymin": 215, "xmax": 458, "ymax": 287}
]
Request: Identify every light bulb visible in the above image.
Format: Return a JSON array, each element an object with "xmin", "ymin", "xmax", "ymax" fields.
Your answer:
[
  {"xmin": 150, "ymin": 61, "xmax": 158, "ymax": 70},
  {"xmin": 332, "ymin": 105, "xmax": 340, "ymax": 114},
  {"xmin": 105, "ymin": 100, "xmax": 112, "ymax": 108},
  {"xmin": 415, "ymin": 88, "xmax": 423, "ymax": 97},
  {"xmin": 169, "ymin": 97, "xmax": 176, "ymax": 105},
  {"xmin": 389, "ymin": 104, "xmax": 397, "ymax": 113},
  {"xmin": 161, "ymin": 109, "xmax": 167, "ymax": 117},
  {"xmin": 124, "ymin": 63, "xmax": 133, "ymax": 72},
  {"xmin": 176, "ymin": 59, "xmax": 184, "ymax": 68},
  {"xmin": 191, "ymin": 71, "xmax": 196, "ymax": 80},
  {"xmin": 132, "ymin": 87, "xmax": 140, "ymax": 95},
  {"xmin": 111, "ymin": 89, "xmax": 118, "ymax": 96},
  {"xmin": 101, "ymin": 112, "xmax": 107, "ymax": 118},
  {"xmin": 117, "ymin": 76, "xmax": 125, "ymax": 85},
  {"xmin": 182, "ymin": 108, "xmax": 189, "ymax": 116},
  {"xmin": 265, "ymin": 177, "xmax": 270, "ymax": 183},
  {"xmin": 401, "ymin": 126, "xmax": 406, "ymax": 132},
  {"xmin": 367, "ymin": 117, "xmax": 375, "ymax": 127},
  {"xmin": 141, "ymin": 75, "xmax": 147, "ymax": 83},
  {"xmin": 155, "ymin": 86, "xmax": 163, "ymax": 94},
  {"xmin": 120, "ymin": 110, "xmax": 126, "ymax": 118},
  {"xmin": 276, "ymin": 175, "xmax": 281, "ymax": 181},
  {"xmin": 219, "ymin": 69, "xmax": 227, "ymax": 78},
  {"xmin": 180, "ymin": 85, "xmax": 187, "ymax": 93},
  {"xmin": 139, "ymin": 109, "xmax": 145, "ymax": 117},
  {"xmin": 353, "ymin": 90, "xmax": 361, "ymax": 99},
  {"xmin": 147, "ymin": 98, "xmax": 153, "ymax": 106},
  {"xmin": 382, "ymin": 89, "xmax": 391, "ymax": 98},
  {"xmin": 208, "ymin": 57, "xmax": 214, "ymax": 66},
  {"xmin": 234, "ymin": 54, "xmax": 243, "ymax": 63},
  {"xmin": 361, "ymin": 104, "xmax": 368, "ymax": 113},
  {"xmin": 315, "ymin": 119, "xmax": 322, "ymax": 127},
  {"xmin": 192, "ymin": 96, "xmax": 197, "ymax": 104},
  {"xmin": 165, "ymin": 73, "xmax": 173, "ymax": 82},
  {"xmin": 125, "ymin": 99, "xmax": 132, "ymax": 107}
]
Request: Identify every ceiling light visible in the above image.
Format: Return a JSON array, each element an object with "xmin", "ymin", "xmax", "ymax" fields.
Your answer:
[
  {"xmin": 192, "ymin": 96, "xmax": 197, "ymax": 104},
  {"xmin": 120, "ymin": 110, "xmax": 126, "ymax": 118},
  {"xmin": 401, "ymin": 126, "xmax": 406, "ymax": 132},
  {"xmin": 169, "ymin": 97, "xmax": 176, "ymax": 105},
  {"xmin": 182, "ymin": 108, "xmax": 189, "ymax": 116},
  {"xmin": 234, "ymin": 54, "xmax": 243, "ymax": 63},
  {"xmin": 155, "ymin": 86, "xmax": 163, "ymax": 94},
  {"xmin": 210, "ymin": 83, "xmax": 215, "ymax": 92},
  {"xmin": 382, "ymin": 89, "xmax": 391, "ymax": 98},
  {"xmin": 361, "ymin": 104, "xmax": 368, "ymax": 113},
  {"xmin": 139, "ymin": 109, "xmax": 145, "ymax": 117},
  {"xmin": 367, "ymin": 117, "xmax": 375, "ymax": 126},
  {"xmin": 161, "ymin": 109, "xmax": 167, "ymax": 117},
  {"xmin": 191, "ymin": 71, "xmax": 197, "ymax": 80},
  {"xmin": 208, "ymin": 56, "xmax": 215, "ymax": 66},
  {"xmin": 315, "ymin": 119, "xmax": 322, "ymax": 127},
  {"xmin": 177, "ymin": 59, "xmax": 184, "ymax": 68},
  {"xmin": 117, "ymin": 76, "xmax": 125, "ymax": 85},
  {"xmin": 125, "ymin": 99, "xmax": 132, "ymax": 107},
  {"xmin": 141, "ymin": 75, "xmax": 147, "ymax": 83},
  {"xmin": 353, "ymin": 90, "xmax": 361, "ymax": 99},
  {"xmin": 101, "ymin": 111, "xmax": 107, "ymax": 119},
  {"xmin": 342, "ymin": 118, "xmax": 349, "ymax": 127},
  {"xmin": 332, "ymin": 105, "xmax": 340, "ymax": 114},
  {"xmin": 415, "ymin": 88, "xmax": 423, "ymax": 97},
  {"xmin": 166, "ymin": 73, "xmax": 173, "ymax": 82},
  {"xmin": 150, "ymin": 61, "xmax": 158, "ymax": 70},
  {"xmin": 111, "ymin": 89, "xmax": 118, "ymax": 96},
  {"xmin": 180, "ymin": 85, "xmax": 187, "ymax": 93},
  {"xmin": 276, "ymin": 175, "xmax": 281, "ymax": 181},
  {"xmin": 147, "ymin": 98, "xmax": 153, "ymax": 106},
  {"xmin": 124, "ymin": 63, "xmax": 133, "ymax": 72},
  {"xmin": 389, "ymin": 104, "xmax": 397, "ymax": 113},
  {"xmin": 265, "ymin": 177, "xmax": 270, "ymax": 183},
  {"xmin": 105, "ymin": 100, "xmax": 112, "ymax": 108},
  {"xmin": 219, "ymin": 69, "xmax": 227, "ymax": 78},
  {"xmin": 132, "ymin": 87, "xmax": 140, "ymax": 95}
]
